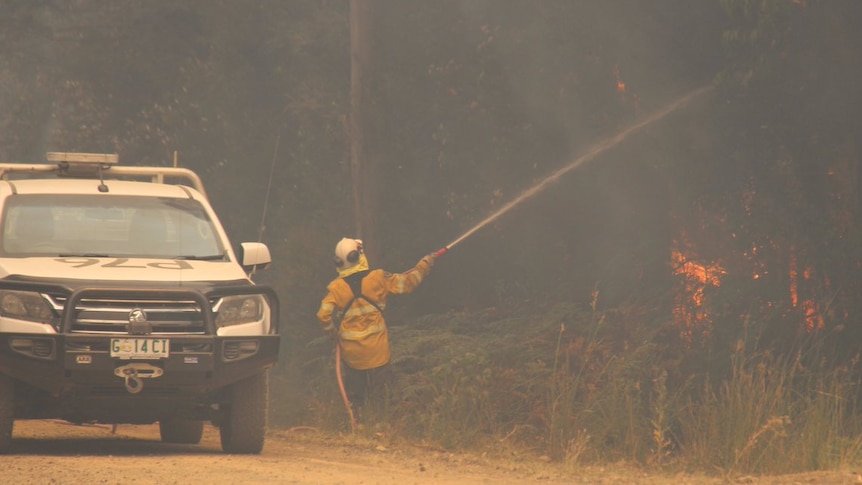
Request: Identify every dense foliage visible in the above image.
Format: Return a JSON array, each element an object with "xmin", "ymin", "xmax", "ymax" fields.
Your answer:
[{"xmin": 2, "ymin": 0, "xmax": 861, "ymax": 474}]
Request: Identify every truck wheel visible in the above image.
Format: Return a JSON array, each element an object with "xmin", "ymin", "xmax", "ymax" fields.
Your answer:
[
  {"xmin": 0, "ymin": 374, "xmax": 15, "ymax": 453},
  {"xmin": 159, "ymin": 419, "xmax": 204, "ymax": 444},
  {"xmin": 219, "ymin": 371, "xmax": 268, "ymax": 454}
]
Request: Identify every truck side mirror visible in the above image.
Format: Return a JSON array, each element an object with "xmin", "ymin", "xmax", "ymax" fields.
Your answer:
[{"xmin": 238, "ymin": 242, "xmax": 272, "ymax": 273}]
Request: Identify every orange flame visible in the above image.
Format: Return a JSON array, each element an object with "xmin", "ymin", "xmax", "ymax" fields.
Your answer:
[
  {"xmin": 613, "ymin": 65, "xmax": 626, "ymax": 93},
  {"xmin": 789, "ymin": 246, "xmax": 824, "ymax": 331},
  {"xmin": 613, "ymin": 65, "xmax": 640, "ymax": 114},
  {"xmin": 672, "ymin": 248, "xmax": 726, "ymax": 345},
  {"xmin": 789, "ymin": 248, "xmax": 798, "ymax": 307},
  {"xmin": 802, "ymin": 300, "xmax": 823, "ymax": 331}
]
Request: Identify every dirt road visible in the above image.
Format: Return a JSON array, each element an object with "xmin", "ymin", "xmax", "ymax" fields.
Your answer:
[{"xmin": 3, "ymin": 420, "xmax": 860, "ymax": 484}]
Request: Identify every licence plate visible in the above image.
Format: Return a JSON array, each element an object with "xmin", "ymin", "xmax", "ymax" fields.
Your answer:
[{"xmin": 110, "ymin": 338, "xmax": 170, "ymax": 359}]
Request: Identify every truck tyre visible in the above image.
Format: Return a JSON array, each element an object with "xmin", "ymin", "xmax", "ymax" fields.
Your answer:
[
  {"xmin": 219, "ymin": 371, "xmax": 268, "ymax": 454},
  {"xmin": 0, "ymin": 374, "xmax": 15, "ymax": 453},
  {"xmin": 159, "ymin": 419, "xmax": 204, "ymax": 444}
]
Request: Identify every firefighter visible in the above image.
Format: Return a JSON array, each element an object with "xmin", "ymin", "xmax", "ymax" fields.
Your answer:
[{"xmin": 317, "ymin": 237, "xmax": 435, "ymax": 415}]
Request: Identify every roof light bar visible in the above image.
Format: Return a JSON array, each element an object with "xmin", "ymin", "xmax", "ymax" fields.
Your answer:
[{"xmin": 46, "ymin": 152, "xmax": 119, "ymax": 165}]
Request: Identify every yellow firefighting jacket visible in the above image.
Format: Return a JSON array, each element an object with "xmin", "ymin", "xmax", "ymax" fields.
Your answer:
[{"xmin": 317, "ymin": 257, "xmax": 432, "ymax": 370}]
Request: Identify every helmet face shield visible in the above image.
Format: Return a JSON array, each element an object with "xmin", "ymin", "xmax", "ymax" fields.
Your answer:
[{"xmin": 334, "ymin": 238, "xmax": 363, "ymax": 268}]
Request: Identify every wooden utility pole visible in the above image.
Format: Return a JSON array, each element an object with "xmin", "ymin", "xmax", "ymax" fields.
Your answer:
[{"xmin": 349, "ymin": 0, "xmax": 371, "ymax": 246}]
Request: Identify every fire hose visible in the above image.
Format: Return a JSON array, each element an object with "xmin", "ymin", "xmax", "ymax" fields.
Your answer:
[{"xmin": 335, "ymin": 344, "xmax": 358, "ymax": 431}]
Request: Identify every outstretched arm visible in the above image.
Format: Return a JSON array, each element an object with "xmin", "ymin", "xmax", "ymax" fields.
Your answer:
[{"xmin": 385, "ymin": 254, "xmax": 435, "ymax": 295}]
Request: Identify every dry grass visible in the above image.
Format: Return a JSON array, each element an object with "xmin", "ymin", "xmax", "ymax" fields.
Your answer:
[{"xmin": 276, "ymin": 300, "xmax": 862, "ymax": 479}]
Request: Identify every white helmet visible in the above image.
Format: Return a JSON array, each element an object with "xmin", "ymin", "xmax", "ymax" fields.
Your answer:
[{"xmin": 334, "ymin": 238, "xmax": 363, "ymax": 269}]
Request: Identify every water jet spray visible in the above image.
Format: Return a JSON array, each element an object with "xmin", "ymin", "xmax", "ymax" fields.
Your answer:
[{"xmin": 429, "ymin": 84, "xmax": 713, "ymax": 260}]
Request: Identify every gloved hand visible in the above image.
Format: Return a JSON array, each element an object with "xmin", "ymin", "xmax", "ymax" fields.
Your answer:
[
  {"xmin": 420, "ymin": 254, "xmax": 435, "ymax": 268},
  {"xmin": 322, "ymin": 324, "xmax": 340, "ymax": 342}
]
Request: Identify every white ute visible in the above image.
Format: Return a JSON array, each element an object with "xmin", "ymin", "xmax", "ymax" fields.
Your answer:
[{"xmin": 0, "ymin": 153, "xmax": 280, "ymax": 454}]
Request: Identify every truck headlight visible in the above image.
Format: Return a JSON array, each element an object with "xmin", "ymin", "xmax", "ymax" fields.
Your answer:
[
  {"xmin": 0, "ymin": 290, "xmax": 54, "ymax": 323},
  {"xmin": 214, "ymin": 294, "xmax": 264, "ymax": 327}
]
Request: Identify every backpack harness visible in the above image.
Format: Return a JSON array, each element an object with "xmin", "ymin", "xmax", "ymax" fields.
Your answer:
[{"xmin": 335, "ymin": 271, "xmax": 382, "ymax": 329}]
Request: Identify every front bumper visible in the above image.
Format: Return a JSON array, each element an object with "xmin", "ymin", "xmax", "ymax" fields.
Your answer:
[
  {"xmin": 0, "ymin": 332, "xmax": 280, "ymax": 396},
  {"xmin": 0, "ymin": 282, "xmax": 280, "ymax": 419}
]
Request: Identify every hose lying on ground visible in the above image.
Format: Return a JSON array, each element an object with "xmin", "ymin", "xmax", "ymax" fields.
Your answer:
[{"xmin": 335, "ymin": 344, "xmax": 358, "ymax": 431}]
